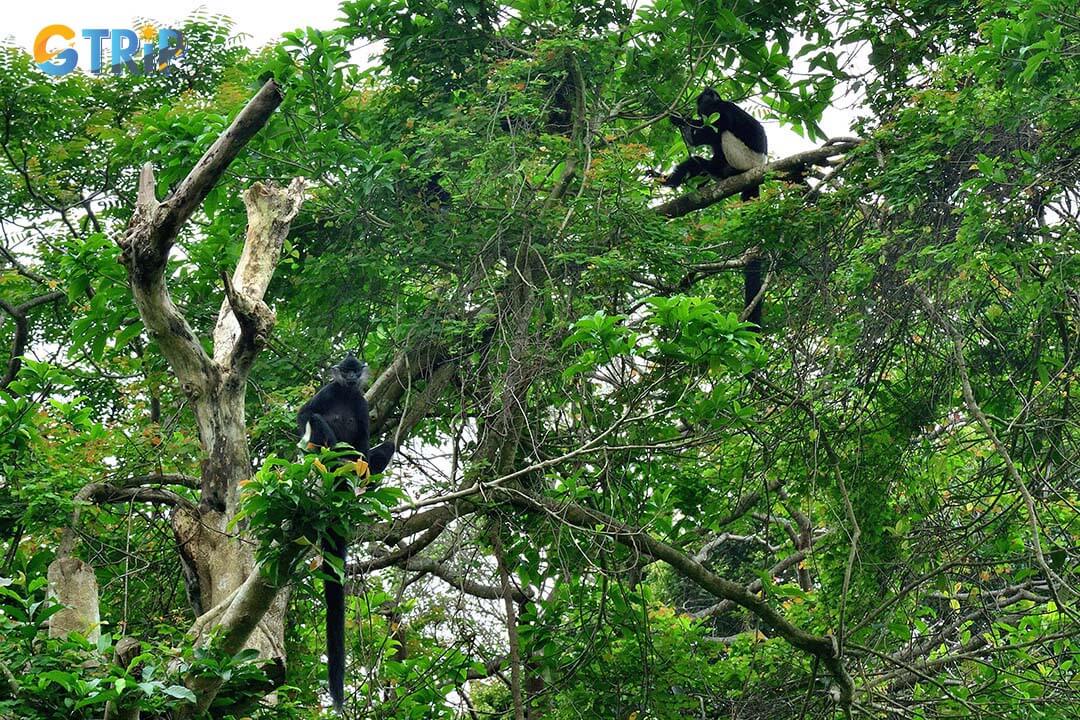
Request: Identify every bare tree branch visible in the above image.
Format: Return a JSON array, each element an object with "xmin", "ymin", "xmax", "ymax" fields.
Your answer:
[
  {"xmin": 355, "ymin": 519, "xmax": 448, "ymax": 572},
  {"xmin": 143, "ymin": 80, "xmax": 286, "ymax": 249},
  {"xmin": 402, "ymin": 556, "xmax": 531, "ymax": 602},
  {"xmin": 119, "ymin": 473, "xmax": 200, "ymax": 489},
  {"xmin": 213, "ymin": 179, "xmax": 306, "ymax": 374}
]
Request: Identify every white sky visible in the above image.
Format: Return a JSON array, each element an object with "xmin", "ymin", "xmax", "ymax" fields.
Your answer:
[
  {"xmin": 0, "ymin": 1, "xmax": 344, "ymax": 56},
  {"xmin": 1, "ymin": 1, "xmax": 853, "ymax": 155}
]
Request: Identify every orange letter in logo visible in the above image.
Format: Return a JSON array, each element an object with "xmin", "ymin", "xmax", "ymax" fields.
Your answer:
[{"xmin": 34, "ymin": 25, "xmax": 77, "ymax": 76}]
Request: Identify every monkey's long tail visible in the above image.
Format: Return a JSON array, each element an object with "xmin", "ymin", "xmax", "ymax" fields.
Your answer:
[
  {"xmin": 742, "ymin": 184, "xmax": 763, "ymax": 327},
  {"xmin": 744, "ymin": 258, "xmax": 763, "ymax": 326},
  {"xmin": 323, "ymin": 532, "xmax": 347, "ymax": 712}
]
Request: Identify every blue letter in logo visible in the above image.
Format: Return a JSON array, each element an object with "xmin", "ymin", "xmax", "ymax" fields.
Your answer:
[
  {"xmin": 81, "ymin": 29, "xmax": 109, "ymax": 74},
  {"xmin": 157, "ymin": 29, "xmax": 184, "ymax": 71},
  {"xmin": 110, "ymin": 29, "xmax": 139, "ymax": 75}
]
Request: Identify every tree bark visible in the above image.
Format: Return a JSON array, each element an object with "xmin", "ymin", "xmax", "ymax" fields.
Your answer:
[
  {"xmin": 46, "ymin": 556, "xmax": 100, "ymax": 642},
  {"xmin": 46, "ymin": 79, "xmax": 306, "ymax": 713}
]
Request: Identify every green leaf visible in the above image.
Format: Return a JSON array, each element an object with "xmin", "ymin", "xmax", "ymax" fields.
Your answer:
[{"xmin": 162, "ymin": 685, "xmax": 197, "ymax": 702}]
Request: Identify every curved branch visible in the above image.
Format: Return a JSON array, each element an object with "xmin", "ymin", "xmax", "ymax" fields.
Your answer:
[
  {"xmin": 58, "ymin": 481, "xmax": 196, "ymax": 557},
  {"xmin": 77, "ymin": 484, "xmax": 195, "ymax": 510},
  {"xmin": 366, "ymin": 339, "xmax": 445, "ymax": 435},
  {"xmin": 500, "ymin": 487, "xmax": 854, "ymax": 706},
  {"xmin": 354, "ymin": 519, "xmax": 448, "ymax": 572},
  {"xmin": 919, "ymin": 291, "xmax": 1079, "ymax": 615},
  {"xmin": 120, "ymin": 473, "xmax": 200, "ymax": 489},
  {"xmin": 654, "ymin": 139, "xmax": 862, "ymax": 219},
  {"xmin": 364, "ymin": 482, "xmax": 853, "ymax": 704}
]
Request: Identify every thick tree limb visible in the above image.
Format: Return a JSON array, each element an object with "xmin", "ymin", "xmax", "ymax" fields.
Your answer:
[
  {"xmin": 392, "ymin": 360, "xmax": 457, "ymax": 444},
  {"xmin": 46, "ymin": 556, "xmax": 100, "ymax": 642},
  {"xmin": 75, "ymin": 483, "xmax": 195, "ymax": 511},
  {"xmin": 117, "ymin": 79, "xmax": 300, "ymax": 517},
  {"xmin": 126, "ymin": 80, "xmax": 285, "ymax": 262},
  {"xmin": 367, "ymin": 339, "xmax": 446, "ymax": 435},
  {"xmin": 178, "ymin": 544, "xmax": 305, "ymax": 719},
  {"xmin": 118, "ymin": 473, "xmax": 200, "ymax": 489},
  {"xmin": 119, "ymin": 160, "xmax": 216, "ymax": 394},
  {"xmin": 364, "ymin": 505, "xmax": 458, "ymax": 547},
  {"xmin": 654, "ymin": 139, "xmax": 861, "ymax": 219},
  {"xmin": 117, "ymin": 79, "xmax": 286, "ymax": 393},
  {"xmin": 213, "ymin": 179, "xmax": 306, "ymax": 374}
]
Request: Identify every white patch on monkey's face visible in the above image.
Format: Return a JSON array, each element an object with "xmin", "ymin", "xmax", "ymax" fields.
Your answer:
[{"xmin": 721, "ymin": 131, "xmax": 767, "ymax": 171}]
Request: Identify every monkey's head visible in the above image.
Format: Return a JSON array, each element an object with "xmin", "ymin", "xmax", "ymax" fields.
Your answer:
[
  {"xmin": 332, "ymin": 352, "xmax": 370, "ymax": 389},
  {"xmin": 696, "ymin": 86, "xmax": 724, "ymax": 118}
]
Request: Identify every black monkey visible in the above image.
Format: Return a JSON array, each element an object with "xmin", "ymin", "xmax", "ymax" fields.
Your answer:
[
  {"xmin": 500, "ymin": 71, "xmax": 576, "ymax": 136},
  {"xmin": 663, "ymin": 88, "xmax": 769, "ymax": 325},
  {"xmin": 663, "ymin": 87, "xmax": 768, "ymax": 196},
  {"xmin": 296, "ymin": 352, "xmax": 395, "ymax": 712},
  {"xmin": 420, "ymin": 173, "xmax": 452, "ymax": 213}
]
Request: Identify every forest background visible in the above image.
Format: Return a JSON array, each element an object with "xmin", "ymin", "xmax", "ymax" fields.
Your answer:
[{"xmin": 0, "ymin": 1, "xmax": 1077, "ymax": 718}]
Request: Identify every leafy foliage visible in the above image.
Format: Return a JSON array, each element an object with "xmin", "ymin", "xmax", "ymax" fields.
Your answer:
[{"xmin": 1, "ymin": 0, "xmax": 1078, "ymax": 717}]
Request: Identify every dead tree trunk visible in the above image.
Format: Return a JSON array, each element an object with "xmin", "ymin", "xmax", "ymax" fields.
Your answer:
[
  {"xmin": 45, "ymin": 78, "xmax": 447, "ymax": 714},
  {"xmin": 46, "ymin": 556, "xmax": 100, "ymax": 642},
  {"xmin": 49, "ymin": 80, "xmax": 305, "ymax": 712}
]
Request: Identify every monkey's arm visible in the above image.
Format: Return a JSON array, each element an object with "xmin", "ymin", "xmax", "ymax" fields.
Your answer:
[
  {"xmin": 669, "ymin": 114, "xmax": 724, "ymax": 152},
  {"xmin": 664, "ymin": 157, "xmax": 703, "ymax": 187},
  {"xmin": 687, "ymin": 123, "xmax": 724, "ymax": 148},
  {"xmin": 301, "ymin": 414, "xmax": 338, "ymax": 449},
  {"xmin": 297, "ymin": 384, "xmax": 333, "ymax": 435}
]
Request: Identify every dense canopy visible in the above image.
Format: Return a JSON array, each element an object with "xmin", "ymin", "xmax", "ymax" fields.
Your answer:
[{"xmin": 0, "ymin": 1, "xmax": 1078, "ymax": 718}]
